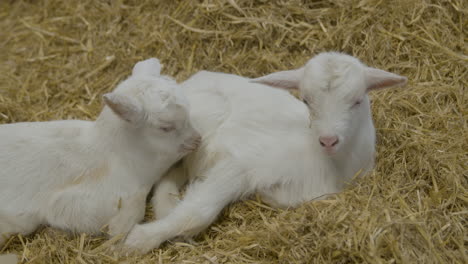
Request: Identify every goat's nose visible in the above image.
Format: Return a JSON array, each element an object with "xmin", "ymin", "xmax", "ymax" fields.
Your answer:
[{"xmin": 319, "ymin": 135, "xmax": 339, "ymax": 148}]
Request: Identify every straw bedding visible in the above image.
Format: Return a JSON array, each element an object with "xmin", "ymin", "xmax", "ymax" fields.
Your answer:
[{"xmin": 0, "ymin": 0, "xmax": 466, "ymax": 263}]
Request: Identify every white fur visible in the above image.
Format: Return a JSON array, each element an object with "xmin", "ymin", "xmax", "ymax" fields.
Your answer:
[
  {"xmin": 124, "ymin": 52, "xmax": 407, "ymax": 253},
  {"xmin": 0, "ymin": 58, "xmax": 200, "ymax": 246}
]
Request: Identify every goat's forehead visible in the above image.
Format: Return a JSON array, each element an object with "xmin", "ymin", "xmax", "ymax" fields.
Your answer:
[
  {"xmin": 115, "ymin": 77, "xmax": 189, "ymax": 115},
  {"xmin": 142, "ymin": 89, "xmax": 189, "ymax": 114},
  {"xmin": 156, "ymin": 104, "xmax": 188, "ymax": 122},
  {"xmin": 302, "ymin": 58, "xmax": 365, "ymax": 96}
]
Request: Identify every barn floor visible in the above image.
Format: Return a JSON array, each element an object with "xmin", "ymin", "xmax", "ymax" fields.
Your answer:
[{"xmin": 0, "ymin": 0, "xmax": 466, "ymax": 263}]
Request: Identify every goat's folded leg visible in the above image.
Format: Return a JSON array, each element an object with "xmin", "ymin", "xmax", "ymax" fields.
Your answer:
[
  {"xmin": 107, "ymin": 190, "xmax": 147, "ymax": 238},
  {"xmin": 124, "ymin": 160, "xmax": 247, "ymax": 254},
  {"xmin": 151, "ymin": 163, "xmax": 188, "ymax": 220},
  {"xmin": 0, "ymin": 212, "xmax": 40, "ymax": 247}
]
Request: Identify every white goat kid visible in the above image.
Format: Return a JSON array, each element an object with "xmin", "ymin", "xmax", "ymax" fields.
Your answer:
[
  {"xmin": 124, "ymin": 52, "xmax": 407, "ymax": 253},
  {"xmin": 0, "ymin": 58, "xmax": 200, "ymax": 247}
]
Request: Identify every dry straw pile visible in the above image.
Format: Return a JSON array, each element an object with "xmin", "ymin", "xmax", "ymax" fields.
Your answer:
[{"xmin": 0, "ymin": 0, "xmax": 466, "ymax": 263}]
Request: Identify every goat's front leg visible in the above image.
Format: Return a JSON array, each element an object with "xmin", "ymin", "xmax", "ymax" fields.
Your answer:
[
  {"xmin": 151, "ymin": 164, "xmax": 188, "ymax": 220},
  {"xmin": 124, "ymin": 161, "xmax": 246, "ymax": 254},
  {"xmin": 107, "ymin": 190, "xmax": 147, "ymax": 237}
]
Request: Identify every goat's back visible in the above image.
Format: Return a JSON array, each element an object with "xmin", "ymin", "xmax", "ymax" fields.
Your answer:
[{"xmin": 0, "ymin": 120, "xmax": 94, "ymax": 212}]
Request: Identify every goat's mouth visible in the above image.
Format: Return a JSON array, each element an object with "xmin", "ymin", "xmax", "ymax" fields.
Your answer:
[
  {"xmin": 322, "ymin": 146, "xmax": 339, "ymax": 156},
  {"xmin": 179, "ymin": 136, "xmax": 202, "ymax": 153}
]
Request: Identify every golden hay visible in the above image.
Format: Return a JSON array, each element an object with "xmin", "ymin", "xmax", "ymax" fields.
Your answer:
[{"xmin": 0, "ymin": 0, "xmax": 466, "ymax": 263}]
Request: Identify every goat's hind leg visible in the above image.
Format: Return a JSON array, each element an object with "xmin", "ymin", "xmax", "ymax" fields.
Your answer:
[{"xmin": 0, "ymin": 212, "xmax": 40, "ymax": 247}]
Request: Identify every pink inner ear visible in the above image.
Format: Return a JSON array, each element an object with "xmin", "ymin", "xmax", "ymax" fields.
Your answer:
[
  {"xmin": 251, "ymin": 68, "xmax": 304, "ymax": 90},
  {"xmin": 367, "ymin": 77, "xmax": 407, "ymax": 91},
  {"xmin": 257, "ymin": 79, "xmax": 299, "ymax": 90},
  {"xmin": 103, "ymin": 93, "xmax": 142, "ymax": 123},
  {"xmin": 365, "ymin": 67, "xmax": 408, "ymax": 91}
]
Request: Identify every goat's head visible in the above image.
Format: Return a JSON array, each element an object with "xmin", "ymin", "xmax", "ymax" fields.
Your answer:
[
  {"xmin": 103, "ymin": 58, "xmax": 201, "ymax": 158},
  {"xmin": 252, "ymin": 52, "xmax": 407, "ymax": 155}
]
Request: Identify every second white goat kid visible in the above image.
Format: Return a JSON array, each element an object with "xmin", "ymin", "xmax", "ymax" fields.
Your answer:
[
  {"xmin": 0, "ymin": 58, "xmax": 201, "ymax": 247},
  {"xmin": 124, "ymin": 52, "xmax": 407, "ymax": 253}
]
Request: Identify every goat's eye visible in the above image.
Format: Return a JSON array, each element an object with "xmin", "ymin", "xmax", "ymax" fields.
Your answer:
[
  {"xmin": 302, "ymin": 99, "xmax": 309, "ymax": 106},
  {"xmin": 352, "ymin": 100, "xmax": 362, "ymax": 108},
  {"xmin": 159, "ymin": 125, "xmax": 175, "ymax": 132}
]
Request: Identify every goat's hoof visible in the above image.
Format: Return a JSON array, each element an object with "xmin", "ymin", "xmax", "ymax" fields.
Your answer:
[{"xmin": 123, "ymin": 224, "xmax": 162, "ymax": 255}]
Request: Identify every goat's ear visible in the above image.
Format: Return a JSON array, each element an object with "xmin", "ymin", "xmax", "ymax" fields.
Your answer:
[
  {"xmin": 250, "ymin": 67, "xmax": 304, "ymax": 90},
  {"xmin": 364, "ymin": 67, "xmax": 407, "ymax": 92},
  {"xmin": 132, "ymin": 58, "xmax": 162, "ymax": 77},
  {"xmin": 103, "ymin": 93, "xmax": 145, "ymax": 124}
]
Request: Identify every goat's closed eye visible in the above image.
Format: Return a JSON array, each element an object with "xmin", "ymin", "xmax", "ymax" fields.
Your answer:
[
  {"xmin": 302, "ymin": 99, "xmax": 309, "ymax": 106},
  {"xmin": 352, "ymin": 99, "xmax": 362, "ymax": 108},
  {"xmin": 160, "ymin": 125, "xmax": 175, "ymax": 132}
]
